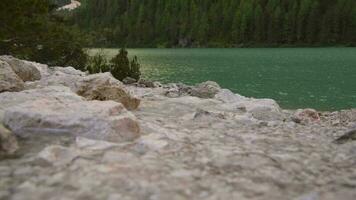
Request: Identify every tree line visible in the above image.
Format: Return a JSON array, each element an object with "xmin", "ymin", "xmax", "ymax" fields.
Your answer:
[
  {"xmin": 0, "ymin": 0, "xmax": 142, "ymax": 81},
  {"xmin": 0, "ymin": 0, "xmax": 88, "ymax": 69},
  {"xmin": 74, "ymin": 0, "xmax": 356, "ymax": 47}
]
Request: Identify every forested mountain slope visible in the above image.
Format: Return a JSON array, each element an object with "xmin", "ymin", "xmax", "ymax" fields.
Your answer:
[{"xmin": 74, "ymin": 0, "xmax": 356, "ymax": 47}]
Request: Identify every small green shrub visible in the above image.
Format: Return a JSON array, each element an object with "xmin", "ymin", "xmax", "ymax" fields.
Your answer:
[
  {"xmin": 129, "ymin": 56, "xmax": 141, "ymax": 80},
  {"xmin": 87, "ymin": 52, "xmax": 110, "ymax": 74},
  {"xmin": 87, "ymin": 48, "xmax": 141, "ymax": 81},
  {"xmin": 110, "ymin": 48, "xmax": 131, "ymax": 81}
]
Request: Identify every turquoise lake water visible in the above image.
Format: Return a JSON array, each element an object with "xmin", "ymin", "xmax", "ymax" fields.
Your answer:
[{"xmin": 91, "ymin": 48, "xmax": 356, "ymax": 111}]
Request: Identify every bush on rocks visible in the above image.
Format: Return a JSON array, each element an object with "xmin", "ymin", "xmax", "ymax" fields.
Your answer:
[{"xmin": 87, "ymin": 48, "xmax": 141, "ymax": 81}]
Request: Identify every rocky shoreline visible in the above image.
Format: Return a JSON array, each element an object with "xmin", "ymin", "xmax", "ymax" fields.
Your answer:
[{"xmin": 0, "ymin": 56, "xmax": 356, "ymax": 200}]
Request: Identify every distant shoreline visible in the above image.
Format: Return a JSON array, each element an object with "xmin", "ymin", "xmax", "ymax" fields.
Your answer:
[{"xmin": 86, "ymin": 43, "xmax": 356, "ymax": 49}]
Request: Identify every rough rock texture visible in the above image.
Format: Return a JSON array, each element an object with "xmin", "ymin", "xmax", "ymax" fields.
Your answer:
[
  {"xmin": 190, "ymin": 81, "xmax": 221, "ymax": 98},
  {"xmin": 138, "ymin": 79, "xmax": 155, "ymax": 88},
  {"xmin": 3, "ymin": 99, "xmax": 140, "ymax": 142},
  {"xmin": 0, "ymin": 58, "xmax": 355, "ymax": 200},
  {"xmin": 0, "ymin": 124, "xmax": 18, "ymax": 155},
  {"xmin": 76, "ymin": 73, "xmax": 140, "ymax": 110},
  {"xmin": 0, "ymin": 60, "xmax": 24, "ymax": 92},
  {"xmin": 1, "ymin": 84, "xmax": 355, "ymax": 200},
  {"xmin": 31, "ymin": 66, "xmax": 140, "ymax": 110},
  {"xmin": 0, "ymin": 56, "xmax": 41, "ymax": 82},
  {"xmin": 0, "ymin": 86, "xmax": 83, "ymax": 122}
]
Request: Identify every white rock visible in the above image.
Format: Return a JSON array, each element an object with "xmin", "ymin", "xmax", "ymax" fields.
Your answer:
[
  {"xmin": 135, "ymin": 133, "xmax": 168, "ymax": 152},
  {"xmin": 0, "ymin": 86, "xmax": 83, "ymax": 122},
  {"xmin": 102, "ymin": 151, "xmax": 138, "ymax": 163},
  {"xmin": 215, "ymin": 89, "xmax": 247, "ymax": 103},
  {"xmin": 37, "ymin": 145, "xmax": 78, "ymax": 166},
  {"xmin": 0, "ymin": 124, "xmax": 18, "ymax": 155},
  {"xmin": 190, "ymin": 81, "xmax": 221, "ymax": 98},
  {"xmin": 237, "ymin": 98, "xmax": 284, "ymax": 121},
  {"xmin": 4, "ymin": 99, "xmax": 140, "ymax": 142},
  {"xmin": 76, "ymin": 137, "xmax": 120, "ymax": 151},
  {"xmin": 34, "ymin": 68, "xmax": 140, "ymax": 110}
]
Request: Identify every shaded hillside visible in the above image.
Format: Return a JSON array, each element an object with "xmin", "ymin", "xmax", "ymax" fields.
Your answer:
[{"xmin": 74, "ymin": 0, "xmax": 356, "ymax": 47}]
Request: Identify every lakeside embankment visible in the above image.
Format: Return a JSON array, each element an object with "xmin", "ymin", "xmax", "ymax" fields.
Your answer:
[{"xmin": 1, "ymin": 56, "xmax": 356, "ymax": 200}]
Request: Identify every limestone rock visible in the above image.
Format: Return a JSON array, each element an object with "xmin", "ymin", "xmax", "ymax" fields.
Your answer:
[
  {"xmin": 292, "ymin": 109, "xmax": 320, "ymax": 124},
  {"xmin": 75, "ymin": 73, "xmax": 140, "ymax": 110},
  {"xmin": 0, "ymin": 124, "xmax": 19, "ymax": 155},
  {"xmin": 0, "ymin": 86, "xmax": 83, "ymax": 122},
  {"xmin": 0, "ymin": 60, "xmax": 24, "ymax": 92},
  {"xmin": 37, "ymin": 145, "xmax": 78, "ymax": 166},
  {"xmin": 76, "ymin": 137, "xmax": 120, "ymax": 151},
  {"xmin": 190, "ymin": 81, "xmax": 221, "ymax": 98},
  {"xmin": 3, "ymin": 99, "xmax": 140, "ymax": 142},
  {"xmin": 215, "ymin": 89, "xmax": 246, "ymax": 103},
  {"xmin": 35, "ymin": 66, "xmax": 86, "ymax": 90},
  {"xmin": 123, "ymin": 77, "xmax": 137, "ymax": 84},
  {"xmin": 333, "ymin": 129, "xmax": 356, "ymax": 144},
  {"xmin": 138, "ymin": 79, "xmax": 155, "ymax": 88},
  {"xmin": 193, "ymin": 108, "xmax": 226, "ymax": 121},
  {"xmin": 0, "ymin": 56, "xmax": 41, "ymax": 82},
  {"xmin": 237, "ymin": 99, "xmax": 284, "ymax": 121},
  {"xmin": 164, "ymin": 83, "xmax": 193, "ymax": 98}
]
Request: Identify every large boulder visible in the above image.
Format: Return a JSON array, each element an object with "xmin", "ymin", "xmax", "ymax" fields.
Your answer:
[
  {"xmin": 3, "ymin": 99, "xmax": 140, "ymax": 142},
  {"xmin": 0, "ymin": 86, "xmax": 83, "ymax": 122},
  {"xmin": 0, "ymin": 60, "xmax": 24, "ymax": 92},
  {"xmin": 236, "ymin": 98, "xmax": 284, "ymax": 121},
  {"xmin": 0, "ymin": 55, "xmax": 41, "ymax": 82},
  {"xmin": 0, "ymin": 124, "xmax": 19, "ymax": 155},
  {"xmin": 190, "ymin": 81, "xmax": 221, "ymax": 98},
  {"xmin": 76, "ymin": 73, "xmax": 140, "ymax": 110},
  {"xmin": 32, "ymin": 66, "xmax": 140, "ymax": 110},
  {"xmin": 34, "ymin": 66, "xmax": 86, "ymax": 90}
]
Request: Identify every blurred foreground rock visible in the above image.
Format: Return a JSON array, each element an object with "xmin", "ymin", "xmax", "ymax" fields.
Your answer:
[
  {"xmin": 0, "ymin": 124, "xmax": 18, "ymax": 156},
  {"xmin": 0, "ymin": 57, "xmax": 355, "ymax": 200}
]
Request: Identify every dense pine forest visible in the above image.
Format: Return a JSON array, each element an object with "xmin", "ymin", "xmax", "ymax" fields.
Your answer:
[{"xmin": 74, "ymin": 0, "xmax": 356, "ymax": 47}]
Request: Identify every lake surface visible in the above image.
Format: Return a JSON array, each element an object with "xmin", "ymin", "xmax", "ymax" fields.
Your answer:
[{"xmin": 90, "ymin": 48, "xmax": 356, "ymax": 111}]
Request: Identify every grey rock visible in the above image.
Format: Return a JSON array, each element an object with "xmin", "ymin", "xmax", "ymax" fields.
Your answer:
[
  {"xmin": 123, "ymin": 77, "xmax": 137, "ymax": 84},
  {"xmin": 138, "ymin": 79, "xmax": 155, "ymax": 88},
  {"xmin": 0, "ymin": 60, "xmax": 24, "ymax": 92},
  {"xmin": 75, "ymin": 73, "xmax": 140, "ymax": 110},
  {"xmin": 0, "ymin": 86, "xmax": 83, "ymax": 122},
  {"xmin": 76, "ymin": 137, "xmax": 120, "ymax": 151},
  {"xmin": 37, "ymin": 145, "xmax": 78, "ymax": 166},
  {"xmin": 4, "ymin": 99, "xmax": 140, "ymax": 142},
  {"xmin": 234, "ymin": 98, "xmax": 284, "ymax": 121},
  {"xmin": 215, "ymin": 89, "xmax": 246, "ymax": 103},
  {"xmin": 0, "ymin": 124, "xmax": 18, "ymax": 155},
  {"xmin": 33, "ymin": 66, "xmax": 141, "ymax": 110},
  {"xmin": 190, "ymin": 81, "xmax": 221, "ymax": 98},
  {"xmin": 333, "ymin": 129, "xmax": 356, "ymax": 144},
  {"xmin": 193, "ymin": 108, "xmax": 226, "ymax": 121},
  {"xmin": 0, "ymin": 56, "xmax": 41, "ymax": 82}
]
